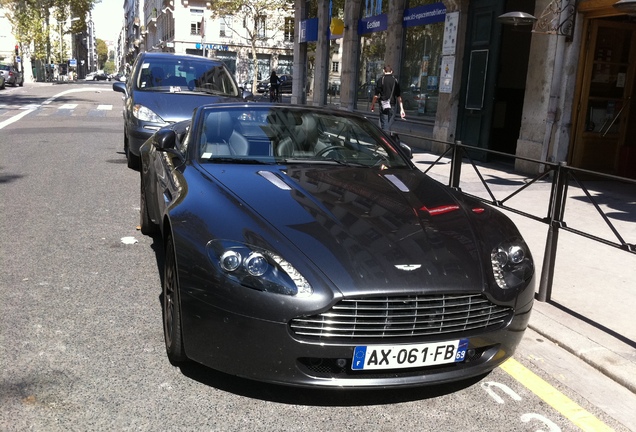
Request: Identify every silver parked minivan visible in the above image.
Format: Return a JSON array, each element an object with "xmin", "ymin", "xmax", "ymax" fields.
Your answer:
[{"xmin": 113, "ymin": 52, "xmax": 251, "ymax": 170}]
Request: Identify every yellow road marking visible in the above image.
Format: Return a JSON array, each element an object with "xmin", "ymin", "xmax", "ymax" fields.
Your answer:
[{"xmin": 500, "ymin": 358, "xmax": 614, "ymax": 432}]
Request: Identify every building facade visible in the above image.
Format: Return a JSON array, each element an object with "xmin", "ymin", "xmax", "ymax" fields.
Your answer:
[
  {"xmin": 288, "ymin": 0, "xmax": 635, "ymax": 179},
  {"xmin": 116, "ymin": 0, "xmax": 294, "ymax": 86},
  {"xmin": 114, "ymin": 0, "xmax": 636, "ymax": 179}
]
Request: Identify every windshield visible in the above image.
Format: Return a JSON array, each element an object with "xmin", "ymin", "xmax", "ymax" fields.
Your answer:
[
  {"xmin": 136, "ymin": 58, "xmax": 239, "ymax": 97},
  {"xmin": 197, "ymin": 106, "xmax": 411, "ymax": 169}
]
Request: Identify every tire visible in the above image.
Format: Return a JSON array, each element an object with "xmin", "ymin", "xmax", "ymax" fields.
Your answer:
[
  {"xmin": 163, "ymin": 235, "xmax": 187, "ymax": 364},
  {"xmin": 139, "ymin": 174, "xmax": 159, "ymax": 235},
  {"xmin": 19, "ymin": 80, "xmax": 23, "ymax": 87},
  {"xmin": 127, "ymin": 151, "xmax": 141, "ymax": 171},
  {"xmin": 124, "ymin": 132, "xmax": 141, "ymax": 171}
]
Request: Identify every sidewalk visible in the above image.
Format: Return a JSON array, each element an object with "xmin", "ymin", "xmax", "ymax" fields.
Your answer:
[{"xmin": 410, "ymin": 150, "xmax": 636, "ymax": 396}]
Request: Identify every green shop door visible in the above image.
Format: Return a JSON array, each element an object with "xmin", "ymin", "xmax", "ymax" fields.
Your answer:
[{"xmin": 456, "ymin": 0, "xmax": 504, "ymax": 160}]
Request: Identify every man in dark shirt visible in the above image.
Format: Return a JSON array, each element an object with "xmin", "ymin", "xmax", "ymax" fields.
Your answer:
[{"xmin": 371, "ymin": 65, "xmax": 406, "ymax": 132}]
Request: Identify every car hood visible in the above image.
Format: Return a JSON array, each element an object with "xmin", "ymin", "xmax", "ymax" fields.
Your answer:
[
  {"xmin": 134, "ymin": 91, "xmax": 240, "ymax": 123},
  {"xmin": 200, "ymin": 164, "xmax": 486, "ymax": 295}
]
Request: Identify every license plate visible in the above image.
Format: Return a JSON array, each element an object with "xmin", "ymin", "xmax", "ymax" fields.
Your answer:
[{"xmin": 351, "ymin": 339, "xmax": 469, "ymax": 370}]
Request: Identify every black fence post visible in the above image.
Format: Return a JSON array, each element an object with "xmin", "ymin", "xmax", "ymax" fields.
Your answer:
[
  {"xmin": 537, "ymin": 162, "xmax": 569, "ymax": 302},
  {"xmin": 449, "ymin": 140, "xmax": 462, "ymax": 190}
]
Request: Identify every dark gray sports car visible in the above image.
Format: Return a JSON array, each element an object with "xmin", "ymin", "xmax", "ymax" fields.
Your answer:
[{"xmin": 139, "ymin": 103, "xmax": 535, "ymax": 388}]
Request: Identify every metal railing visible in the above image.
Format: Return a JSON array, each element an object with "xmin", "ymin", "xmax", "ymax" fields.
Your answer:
[{"xmin": 402, "ymin": 135, "xmax": 636, "ymax": 302}]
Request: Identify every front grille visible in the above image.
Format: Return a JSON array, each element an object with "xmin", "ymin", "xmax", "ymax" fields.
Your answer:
[{"xmin": 290, "ymin": 294, "xmax": 512, "ymax": 340}]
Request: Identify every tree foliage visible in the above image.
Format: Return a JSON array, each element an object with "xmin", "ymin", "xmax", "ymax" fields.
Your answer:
[
  {"xmin": 1, "ymin": 0, "xmax": 97, "ymax": 61},
  {"xmin": 208, "ymin": 0, "xmax": 293, "ymax": 93},
  {"xmin": 96, "ymin": 38, "xmax": 107, "ymax": 69}
]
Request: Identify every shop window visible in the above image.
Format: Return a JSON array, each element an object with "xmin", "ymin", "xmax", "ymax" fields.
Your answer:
[{"xmin": 401, "ymin": 19, "xmax": 445, "ymax": 116}]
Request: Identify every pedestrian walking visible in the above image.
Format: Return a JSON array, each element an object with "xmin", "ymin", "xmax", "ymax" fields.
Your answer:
[
  {"xmin": 269, "ymin": 71, "xmax": 281, "ymax": 102},
  {"xmin": 370, "ymin": 65, "xmax": 406, "ymax": 133}
]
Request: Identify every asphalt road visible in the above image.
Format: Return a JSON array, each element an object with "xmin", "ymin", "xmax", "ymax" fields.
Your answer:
[{"xmin": 0, "ymin": 82, "xmax": 632, "ymax": 431}]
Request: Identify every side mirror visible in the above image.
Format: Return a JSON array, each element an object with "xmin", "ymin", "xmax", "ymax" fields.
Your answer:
[
  {"xmin": 399, "ymin": 143, "xmax": 413, "ymax": 159},
  {"xmin": 242, "ymin": 89, "xmax": 254, "ymax": 101},
  {"xmin": 112, "ymin": 81, "xmax": 126, "ymax": 95},
  {"xmin": 153, "ymin": 129, "xmax": 177, "ymax": 151}
]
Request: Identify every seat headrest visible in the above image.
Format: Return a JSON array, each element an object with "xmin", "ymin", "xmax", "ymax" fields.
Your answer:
[{"xmin": 204, "ymin": 112, "xmax": 234, "ymax": 143}]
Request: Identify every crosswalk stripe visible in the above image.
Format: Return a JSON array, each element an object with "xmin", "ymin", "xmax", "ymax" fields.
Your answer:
[{"xmin": 1, "ymin": 103, "xmax": 113, "ymax": 112}]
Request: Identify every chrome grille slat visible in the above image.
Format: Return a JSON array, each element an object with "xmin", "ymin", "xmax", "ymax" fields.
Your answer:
[{"xmin": 290, "ymin": 294, "xmax": 512, "ymax": 339}]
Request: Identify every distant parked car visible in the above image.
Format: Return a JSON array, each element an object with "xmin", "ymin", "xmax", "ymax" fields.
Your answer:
[
  {"xmin": 112, "ymin": 51, "xmax": 252, "ymax": 170},
  {"xmin": 93, "ymin": 71, "xmax": 108, "ymax": 81},
  {"xmin": 257, "ymin": 74, "xmax": 292, "ymax": 94},
  {"xmin": 256, "ymin": 79, "xmax": 271, "ymax": 93},
  {"xmin": 0, "ymin": 64, "xmax": 24, "ymax": 87}
]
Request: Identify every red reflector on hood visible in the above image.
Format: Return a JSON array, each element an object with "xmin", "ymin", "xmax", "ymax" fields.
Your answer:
[
  {"xmin": 420, "ymin": 204, "xmax": 460, "ymax": 216},
  {"xmin": 472, "ymin": 208, "xmax": 486, "ymax": 214}
]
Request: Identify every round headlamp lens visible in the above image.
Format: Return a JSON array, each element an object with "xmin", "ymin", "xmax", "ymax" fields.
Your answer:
[
  {"xmin": 220, "ymin": 250, "xmax": 241, "ymax": 272},
  {"xmin": 508, "ymin": 245, "xmax": 524, "ymax": 264},
  {"xmin": 246, "ymin": 252, "xmax": 268, "ymax": 276}
]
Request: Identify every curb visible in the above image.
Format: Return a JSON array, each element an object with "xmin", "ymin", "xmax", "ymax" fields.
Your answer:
[{"xmin": 528, "ymin": 303, "xmax": 636, "ymax": 395}]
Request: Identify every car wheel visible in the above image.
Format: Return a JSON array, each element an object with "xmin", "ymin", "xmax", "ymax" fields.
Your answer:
[
  {"xmin": 124, "ymin": 132, "xmax": 141, "ymax": 171},
  {"xmin": 128, "ymin": 151, "xmax": 141, "ymax": 171},
  {"xmin": 19, "ymin": 79, "xmax": 23, "ymax": 87},
  {"xmin": 163, "ymin": 235, "xmax": 187, "ymax": 364},
  {"xmin": 140, "ymin": 174, "xmax": 159, "ymax": 235}
]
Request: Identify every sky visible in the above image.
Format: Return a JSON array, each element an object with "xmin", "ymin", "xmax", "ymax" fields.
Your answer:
[{"xmin": 91, "ymin": 0, "xmax": 124, "ymax": 43}]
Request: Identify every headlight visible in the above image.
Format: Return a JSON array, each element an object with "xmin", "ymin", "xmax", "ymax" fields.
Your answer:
[
  {"xmin": 132, "ymin": 104, "xmax": 165, "ymax": 123},
  {"xmin": 490, "ymin": 240, "xmax": 534, "ymax": 290},
  {"xmin": 208, "ymin": 240, "xmax": 313, "ymax": 297}
]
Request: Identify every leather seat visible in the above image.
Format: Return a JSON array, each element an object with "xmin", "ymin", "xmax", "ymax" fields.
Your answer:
[{"xmin": 202, "ymin": 112, "xmax": 249, "ymax": 157}]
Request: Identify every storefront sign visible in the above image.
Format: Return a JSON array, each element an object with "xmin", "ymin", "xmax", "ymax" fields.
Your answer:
[
  {"xmin": 443, "ymin": 12, "xmax": 460, "ymax": 55},
  {"xmin": 195, "ymin": 43, "xmax": 229, "ymax": 51},
  {"xmin": 403, "ymin": 3, "xmax": 446, "ymax": 27},
  {"xmin": 299, "ymin": 18, "xmax": 319, "ymax": 43},
  {"xmin": 358, "ymin": 15, "xmax": 387, "ymax": 35}
]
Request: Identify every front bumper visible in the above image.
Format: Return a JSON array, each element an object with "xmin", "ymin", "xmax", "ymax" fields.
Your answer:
[
  {"xmin": 127, "ymin": 120, "xmax": 165, "ymax": 157},
  {"xmin": 180, "ymin": 291, "xmax": 532, "ymax": 388}
]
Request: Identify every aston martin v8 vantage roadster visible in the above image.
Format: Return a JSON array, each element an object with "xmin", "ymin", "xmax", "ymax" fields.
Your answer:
[{"xmin": 139, "ymin": 103, "xmax": 535, "ymax": 388}]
